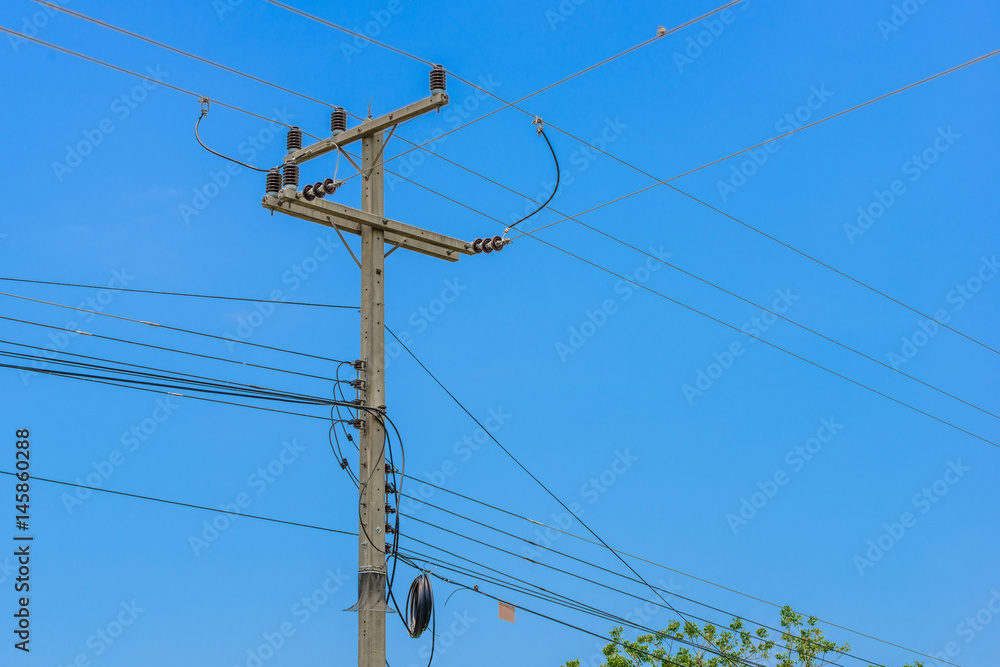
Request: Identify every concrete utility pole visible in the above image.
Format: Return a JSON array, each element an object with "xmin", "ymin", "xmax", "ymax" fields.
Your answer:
[{"xmin": 261, "ymin": 66, "xmax": 500, "ymax": 667}]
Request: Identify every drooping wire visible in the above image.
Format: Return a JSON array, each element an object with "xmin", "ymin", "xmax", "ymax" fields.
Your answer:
[
  {"xmin": 503, "ymin": 121, "xmax": 559, "ymax": 235},
  {"xmin": 195, "ymin": 101, "xmax": 276, "ymax": 172}
]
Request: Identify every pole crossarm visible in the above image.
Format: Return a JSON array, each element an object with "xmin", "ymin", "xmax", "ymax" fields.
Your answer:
[
  {"xmin": 262, "ymin": 194, "xmax": 472, "ymax": 262},
  {"xmin": 286, "ymin": 92, "xmax": 449, "ymax": 165}
]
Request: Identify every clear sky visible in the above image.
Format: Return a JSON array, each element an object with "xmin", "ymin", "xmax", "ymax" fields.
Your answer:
[{"xmin": 1, "ymin": 1, "xmax": 998, "ymax": 666}]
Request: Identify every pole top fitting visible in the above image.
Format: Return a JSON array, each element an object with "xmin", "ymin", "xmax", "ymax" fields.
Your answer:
[
  {"xmin": 532, "ymin": 116, "xmax": 543, "ymax": 135},
  {"xmin": 199, "ymin": 96, "xmax": 210, "ymax": 117}
]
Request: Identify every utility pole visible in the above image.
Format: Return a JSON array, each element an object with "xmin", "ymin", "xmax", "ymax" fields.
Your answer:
[{"xmin": 261, "ymin": 66, "xmax": 503, "ymax": 667}]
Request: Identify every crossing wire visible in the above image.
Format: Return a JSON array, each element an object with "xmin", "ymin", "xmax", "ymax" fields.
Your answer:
[
  {"xmin": 264, "ymin": 1, "xmax": 1000, "ymax": 355},
  {"xmin": 3, "ymin": 16, "xmax": 973, "ymax": 665},
  {"xmin": 12, "ymin": 5, "xmax": 993, "ymax": 424},
  {"xmin": 384, "ymin": 171, "xmax": 1000, "ymax": 449}
]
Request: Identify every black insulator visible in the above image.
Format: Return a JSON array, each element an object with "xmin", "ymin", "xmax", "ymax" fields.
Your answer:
[
  {"xmin": 330, "ymin": 107, "xmax": 347, "ymax": 134},
  {"xmin": 491, "ymin": 235, "xmax": 504, "ymax": 252},
  {"xmin": 320, "ymin": 178, "xmax": 338, "ymax": 195},
  {"xmin": 472, "ymin": 238, "xmax": 483, "ymax": 254},
  {"xmin": 265, "ymin": 168, "xmax": 281, "ymax": 194},
  {"xmin": 302, "ymin": 184, "xmax": 315, "ymax": 201},
  {"xmin": 482, "ymin": 239, "xmax": 494, "ymax": 254},
  {"xmin": 429, "ymin": 65, "xmax": 446, "ymax": 92},
  {"xmin": 312, "ymin": 181, "xmax": 326, "ymax": 199},
  {"xmin": 282, "ymin": 163, "xmax": 299, "ymax": 188},
  {"xmin": 286, "ymin": 126, "xmax": 302, "ymax": 153}
]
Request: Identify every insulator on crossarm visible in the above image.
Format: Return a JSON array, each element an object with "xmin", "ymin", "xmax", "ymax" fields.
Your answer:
[
  {"xmin": 286, "ymin": 126, "xmax": 302, "ymax": 153},
  {"xmin": 331, "ymin": 107, "xmax": 347, "ymax": 134},
  {"xmin": 282, "ymin": 163, "xmax": 299, "ymax": 188},
  {"xmin": 430, "ymin": 65, "xmax": 446, "ymax": 93},
  {"xmin": 265, "ymin": 168, "xmax": 281, "ymax": 195}
]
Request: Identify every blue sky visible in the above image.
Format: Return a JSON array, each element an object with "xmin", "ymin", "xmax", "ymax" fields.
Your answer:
[{"xmin": 1, "ymin": 0, "xmax": 999, "ymax": 666}]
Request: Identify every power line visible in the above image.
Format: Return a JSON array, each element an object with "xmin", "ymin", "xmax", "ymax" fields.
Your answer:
[
  {"xmin": 4, "ymin": 13, "xmax": 991, "ymax": 423},
  {"xmin": 396, "ymin": 473, "xmax": 953, "ymax": 665},
  {"xmin": 0, "ymin": 470, "xmax": 355, "ymax": 537},
  {"xmin": 385, "ymin": 170, "xmax": 1000, "ymax": 449},
  {"xmin": 2, "ymin": 360, "xmax": 333, "ymax": 421},
  {"xmin": 400, "ymin": 512, "xmax": 875, "ymax": 665},
  {"xmin": 0, "ymin": 26, "xmax": 301, "ymax": 131},
  {"xmin": 0, "ymin": 290, "xmax": 350, "ymax": 365},
  {"xmin": 0, "ymin": 346, "xmax": 341, "ymax": 407},
  {"xmin": 25, "ymin": 0, "xmax": 982, "ymax": 429},
  {"xmin": 379, "ymin": 323, "xmax": 767, "ymax": 665},
  {"xmin": 0, "ymin": 314, "xmax": 340, "ymax": 384},
  {"xmin": 0, "ymin": 276, "xmax": 358, "ymax": 309},
  {"xmin": 263, "ymin": 3, "xmax": 999, "ymax": 356}
]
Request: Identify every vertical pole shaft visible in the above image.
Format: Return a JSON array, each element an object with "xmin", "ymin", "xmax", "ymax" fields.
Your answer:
[{"xmin": 358, "ymin": 130, "xmax": 386, "ymax": 667}]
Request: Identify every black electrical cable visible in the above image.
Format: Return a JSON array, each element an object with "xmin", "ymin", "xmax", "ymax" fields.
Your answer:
[
  {"xmin": 0, "ymin": 290, "xmax": 351, "ymax": 365},
  {"xmin": 0, "ymin": 470, "xmax": 356, "ymax": 537},
  {"xmin": 0, "ymin": 315, "xmax": 341, "ymax": 384},
  {"xmin": 0, "ymin": 276, "xmax": 358, "ymax": 309},
  {"xmin": 394, "ymin": 474, "xmax": 945, "ymax": 664},
  {"xmin": 503, "ymin": 125, "xmax": 559, "ymax": 234},
  {"xmin": 405, "ymin": 572, "xmax": 434, "ymax": 638},
  {"xmin": 0, "ymin": 337, "xmax": 352, "ymax": 400},
  {"xmin": 0, "ymin": 347, "xmax": 343, "ymax": 407},
  {"xmin": 398, "ymin": 493, "xmax": 879, "ymax": 664},
  {"xmin": 394, "ymin": 554, "xmax": 698, "ymax": 667},
  {"xmin": 195, "ymin": 109, "xmax": 275, "ymax": 172},
  {"xmin": 1, "ymin": 360, "xmax": 351, "ymax": 421}
]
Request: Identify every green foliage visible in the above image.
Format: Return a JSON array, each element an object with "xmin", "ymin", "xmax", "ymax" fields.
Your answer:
[{"xmin": 560, "ymin": 606, "xmax": 924, "ymax": 667}]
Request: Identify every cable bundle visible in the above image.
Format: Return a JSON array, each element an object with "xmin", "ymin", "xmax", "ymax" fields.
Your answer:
[{"xmin": 405, "ymin": 572, "xmax": 434, "ymax": 639}]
